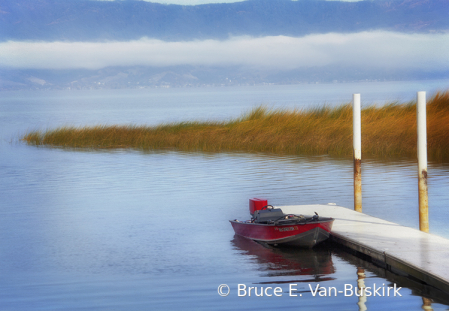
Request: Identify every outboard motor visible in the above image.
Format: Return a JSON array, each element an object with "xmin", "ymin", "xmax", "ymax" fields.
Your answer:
[{"xmin": 249, "ymin": 198, "xmax": 268, "ymax": 215}]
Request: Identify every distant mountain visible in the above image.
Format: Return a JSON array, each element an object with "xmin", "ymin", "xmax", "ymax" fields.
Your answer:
[
  {"xmin": 1, "ymin": 0, "xmax": 448, "ymax": 90},
  {"xmin": 1, "ymin": 0, "xmax": 448, "ymax": 42},
  {"xmin": 2, "ymin": 65, "xmax": 447, "ymax": 91}
]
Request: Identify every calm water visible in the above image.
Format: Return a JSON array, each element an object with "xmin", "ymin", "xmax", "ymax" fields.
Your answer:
[{"xmin": 1, "ymin": 81, "xmax": 449, "ymax": 310}]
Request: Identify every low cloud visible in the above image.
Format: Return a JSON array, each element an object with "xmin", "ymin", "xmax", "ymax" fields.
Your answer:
[{"xmin": 1, "ymin": 32, "xmax": 448, "ymax": 71}]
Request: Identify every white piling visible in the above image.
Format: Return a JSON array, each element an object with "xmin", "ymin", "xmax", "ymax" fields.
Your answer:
[
  {"xmin": 353, "ymin": 94, "xmax": 362, "ymax": 212},
  {"xmin": 417, "ymin": 91, "xmax": 429, "ymax": 232}
]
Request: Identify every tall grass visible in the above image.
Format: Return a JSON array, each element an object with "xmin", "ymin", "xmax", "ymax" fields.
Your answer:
[{"xmin": 23, "ymin": 90, "xmax": 449, "ymax": 161}]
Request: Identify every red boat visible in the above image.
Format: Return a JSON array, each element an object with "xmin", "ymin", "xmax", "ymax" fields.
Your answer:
[{"xmin": 230, "ymin": 199, "xmax": 334, "ymax": 248}]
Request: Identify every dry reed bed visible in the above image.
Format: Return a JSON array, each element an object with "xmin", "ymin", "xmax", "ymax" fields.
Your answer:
[{"xmin": 23, "ymin": 91, "xmax": 449, "ymax": 160}]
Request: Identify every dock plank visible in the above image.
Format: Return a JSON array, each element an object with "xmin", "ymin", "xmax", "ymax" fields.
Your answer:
[{"xmin": 279, "ymin": 204, "xmax": 449, "ymax": 293}]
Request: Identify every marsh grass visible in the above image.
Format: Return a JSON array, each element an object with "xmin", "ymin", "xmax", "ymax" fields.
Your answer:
[{"xmin": 23, "ymin": 91, "xmax": 449, "ymax": 161}]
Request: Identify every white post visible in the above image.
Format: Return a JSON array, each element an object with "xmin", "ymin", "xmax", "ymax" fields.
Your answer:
[
  {"xmin": 353, "ymin": 94, "xmax": 362, "ymax": 212},
  {"xmin": 417, "ymin": 91, "xmax": 429, "ymax": 232}
]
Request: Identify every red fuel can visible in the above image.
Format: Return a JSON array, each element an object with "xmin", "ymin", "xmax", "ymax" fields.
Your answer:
[{"xmin": 249, "ymin": 198, "xmax": 268, "ymax": 215}]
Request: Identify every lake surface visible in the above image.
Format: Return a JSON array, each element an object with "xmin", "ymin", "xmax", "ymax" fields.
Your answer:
[{"xmin": 1, "ymin": 80, "xmax": 449, "ymax": 310}]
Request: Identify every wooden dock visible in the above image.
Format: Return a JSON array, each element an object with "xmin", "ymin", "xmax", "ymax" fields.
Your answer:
[{"xmin": 279, "ymin": 204, "xmax": 449, "ymax": 294}]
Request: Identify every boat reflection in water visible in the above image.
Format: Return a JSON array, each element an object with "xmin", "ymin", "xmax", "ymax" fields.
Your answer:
[
  {"xmin": 232, "ymin": 235, "xmax": 449, "ymax": 310},
  {"xmin": 231, "ymin": 234, "xmax": 335, "ymax": 282}
]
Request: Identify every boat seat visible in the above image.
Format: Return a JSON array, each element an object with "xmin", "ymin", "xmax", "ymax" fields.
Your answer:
[{"xmin": 254, "ymin": 208, "xmax": 285, "ymax": 223}]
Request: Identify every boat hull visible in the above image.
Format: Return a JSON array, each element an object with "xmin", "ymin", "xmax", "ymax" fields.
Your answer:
[{"xmin": 230, "ymin": 219, "xmax": 333, "ymax": 248}]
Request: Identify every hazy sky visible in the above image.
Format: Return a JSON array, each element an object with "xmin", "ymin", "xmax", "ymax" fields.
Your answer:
[
  {"xmin": 96, "ymin": 0, "xmax": 244, "ymax": 4},
  {"xmin": 2, "ymin": 32, "xmax": 448, "ymax": 72},
  {"xmin": 98, "ymin": 0, "xmax": 364, "ymax": 4},
  {"xmin": 135, "ymin": 0, "xmax": 246, "ymax": 4}
]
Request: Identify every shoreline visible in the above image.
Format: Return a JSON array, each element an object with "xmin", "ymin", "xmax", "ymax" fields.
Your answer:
[{"xmin": 22, "ymin": 90, "xmax": 449, "ymax": 161}]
